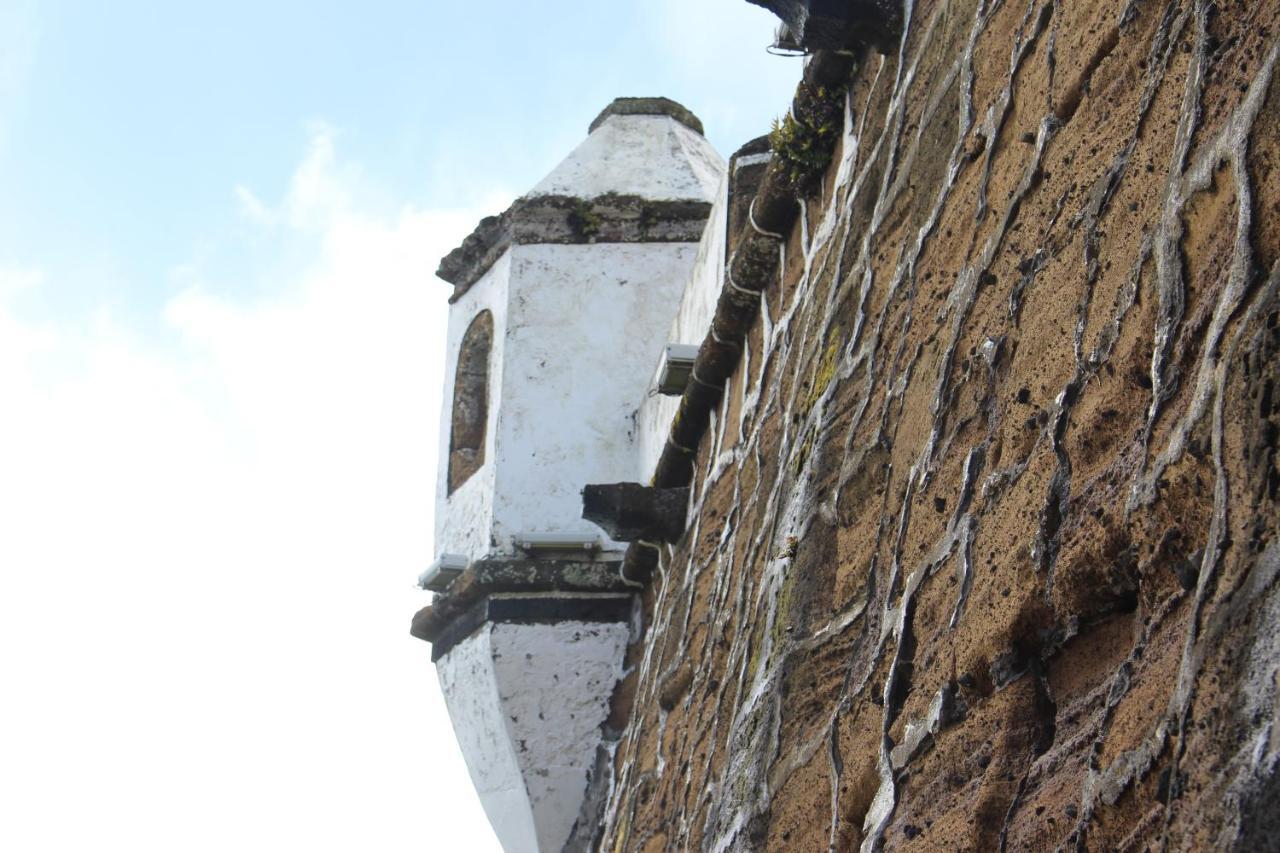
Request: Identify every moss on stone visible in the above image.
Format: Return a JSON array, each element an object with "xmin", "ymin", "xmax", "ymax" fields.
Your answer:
[
  {"xmin": 801, "ymin": 334, "xmax": 843, "ymax": 421},
  {"xmin": 569, "ymin": 200, "xmax": 603, "ymax": 239},
  {"xmin": 769, "ymin": 78, "xmax": 850, "ymax": 193}
]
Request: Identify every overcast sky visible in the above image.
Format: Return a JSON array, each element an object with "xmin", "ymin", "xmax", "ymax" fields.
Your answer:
[{"xmin": 0, "ymin": 2, "xmax": 797, "ymax": 849}]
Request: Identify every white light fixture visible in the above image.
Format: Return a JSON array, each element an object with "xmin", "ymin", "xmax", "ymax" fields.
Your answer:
[
  {"xmin": 515, "ymin": 532, "xmax": 602, "ymax": 552},
  {"xmin": 655, "ymin": 343, "xmax": 700, "ymax": 396},
  {"xmin": 418, "ymin": 553, "xmax": 470, "ymax": 592}
]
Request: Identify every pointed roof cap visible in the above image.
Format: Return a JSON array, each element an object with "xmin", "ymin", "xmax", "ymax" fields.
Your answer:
[
  {"xmin": 437, "ymin": 98, "xmax": 724, "ymax": 299},
  {"xmin": 525, "ymin": 97, "xmax": 723, "ymax": 204},
  {"xmin": 588, "ymin": 97, "xmax": 704, "ymax": 134}
]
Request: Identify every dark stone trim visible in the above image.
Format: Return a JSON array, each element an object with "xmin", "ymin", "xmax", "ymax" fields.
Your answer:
[
  {"xmin": 588, "ymin": 97, "xmax": 705, "ymax": 136},
  {"xmin": 731, "ymin": 134, "xmax": 773, "ymax": 162},
  {"xmin": 468, "ymin": 557, "xmax": 633, "ymax": 590},
  {"xmin": 582, "ymin": 483, "xmax": 690, "ymax": 543},
  {"xmin": 437, "ymin": 194, "xmax": 714, "ymax": 302},
  {"xmin": 747, "ymin": 0, "xmax": 903, "ymax": 51},
  {"xmin": 487, "ymin": 595, "xmax": 632, "ymax": 625},
  {"xmin": 429, "ymin": 594, "xmax": 634, "ymax": 660},
  {"xmin": 427, "ymin": 597, "xmax": 489, "ymax": 661},
  {"xmin": 725, "ymin": 135, "xmax": 774, "ymax": 269},
  {"xmin": 410, "ymin": 557, "xmax": 635, "ymax": 644},
  {"xmin": 563, "ymin": 738, "xmax": 617, "ymax": 853},
  {"xmin": 621, "ymin": 544, "xmax": 661, "ymax": 588}
]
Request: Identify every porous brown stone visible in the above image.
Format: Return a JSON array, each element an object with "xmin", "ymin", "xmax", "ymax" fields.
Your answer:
[{"xmin": 600, "ymin": 2, "xmax": 1280, "ymax": 850}]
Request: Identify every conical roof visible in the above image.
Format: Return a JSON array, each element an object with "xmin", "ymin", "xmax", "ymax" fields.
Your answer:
[
  {"xmin": 525, "ymin": 97, "xmax": 724, "ymax": 203},
  {"xmin": 438, "ymin": 98, "xmax": 724, "ymax": 299}
]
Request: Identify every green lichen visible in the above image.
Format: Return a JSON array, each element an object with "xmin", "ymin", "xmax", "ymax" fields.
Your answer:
[
  {"xmin": 794, "ymin": 335, "xmax": 842, "ymax": 476},
  {"xmin": 801, "ymin": 334, "xmax": 843, "ymax": 418},
  {"xmin": 794, "ymin": 428, "xmax": 815, "ymax": 477},
  {"xmin": 768, "ymin": 560, "xmax": 800, "ymax": 653},
  {"xmin": 769, "ymin": 79, "xmax": 849, "ymax": 192},
  {"xmin": 569, "ymin": 200, "xmax": 602, "ymax": 239},
  {"xmin": 745, "ymin": 619, "xmax": 767, "ymax": 684}
]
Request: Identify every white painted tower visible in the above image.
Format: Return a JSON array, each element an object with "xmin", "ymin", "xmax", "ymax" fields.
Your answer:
[{"xmin": 414, "ymin": 98, "xmax": 725, "ymax": 852}]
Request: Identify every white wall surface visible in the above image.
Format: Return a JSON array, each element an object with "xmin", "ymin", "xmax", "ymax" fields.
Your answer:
[
  {"xmin": 434, "ymin": 251, "xmax": 510, "ymax": 560},
  {"xmin": 436, "ymin": 618, "xmax": 630, "ymax": 853},
  {"xmin": 436, "ymin": 626, "xmax": 537, "ymax": 853},
  {"xmin": 488, "ymin": 242, "xmax": 696, "ymax": 553},
  {"xmin": 635, "ymin": 171, "xmax": 729, "ymax": 478},
  {"xmin": 491, "ymin": 619, "xmax": 630, "ymax": 852},
  {"xmin": 436, "ymin": 109, "xmax": 730, "ymax": 561},
  {"xmin": 528, "ymin": 114, "xmax": 723, "ymax": 203}
]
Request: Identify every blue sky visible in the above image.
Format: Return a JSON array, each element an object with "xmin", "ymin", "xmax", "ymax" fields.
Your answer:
[
  {"xmin": 0, "ymin": 1, "xmax": 798, "ymax": 849},
  {"xmin": 1, "ymin": 0, "xmax": 796, "ymax": 326}
]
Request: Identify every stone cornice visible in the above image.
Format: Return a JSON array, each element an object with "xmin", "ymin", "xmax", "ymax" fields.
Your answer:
[
  {"xmin": 436, "ymin": 193, "xmax": 714, "ymax": 302},
  {"xmin": 426, "ymin": 594, "xmax": 633, "ymax": 661},
  {"xmin": 409, "ymin": 556, "xmax": 635, "ymax": 645}
]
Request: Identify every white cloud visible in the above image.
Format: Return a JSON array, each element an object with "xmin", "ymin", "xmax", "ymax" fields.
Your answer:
[
  {"xmin": 0, "ymin": 128, "xmax": 508, "ymax": 851},
  {"xmin": 235, "ymin": 184, "xmax": 277, "ymax": 228}
]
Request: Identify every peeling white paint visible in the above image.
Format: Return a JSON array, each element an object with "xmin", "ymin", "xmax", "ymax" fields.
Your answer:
[
  {"xmin": 436, "ymin": 626, "xmax": 536, "ymax": 851},
  {"xmin": 491, "ymin": 241, "xmax": 701, "ymax": 553},
  {"xmin": 435, "ymin": 238, "xmax": 709, "ymax": 560},
  {"xmin": 434, "ymin": 251, "xmax": 510, "ymax": 560},
  {"xmin": 528, "ymin": 114, "xmax": 723, "ymax": 203},
  {"xmin": 437, "ymin": 620, "xmax": 630, "ymax": 853},
  {"xmin": 635, "ymin": 171, "xmax": 729, "ymax": 478},
  {"xmin": 435, "ymin": 106, "xmax": 726, "ymax": 563}
]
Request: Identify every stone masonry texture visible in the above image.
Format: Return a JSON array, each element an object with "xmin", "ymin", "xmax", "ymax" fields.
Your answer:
[{"xmin": 600, "ymin": 1, "xmax": 1280, "ymax": 850}]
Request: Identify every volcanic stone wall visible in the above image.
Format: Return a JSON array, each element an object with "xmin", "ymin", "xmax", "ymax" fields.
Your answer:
[{"xmin": 600, "ymin": 0, "xmax": 1280, "ymax": 849}]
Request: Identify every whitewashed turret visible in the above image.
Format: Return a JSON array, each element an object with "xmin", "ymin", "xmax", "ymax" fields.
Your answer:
[
  {"xmin": 414, "ymin": 98, "xmax": 725, "ymax": 852},
  {"xmin": 432, "ymin": 98, "xmax": 722, "ymax": 563}
]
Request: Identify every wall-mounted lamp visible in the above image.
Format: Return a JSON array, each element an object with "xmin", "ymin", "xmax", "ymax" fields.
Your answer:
[
  {"xmin": 515, "ymin": 532, "xmax": 602, "ymax": 552},
  {"xmin": 655, "ymin": 344, "xmax": 700, "ymax": 396},
  {"xmin": 766, "ymin": 22, "xmax": 807, "ymax": 55},
  {"xmin": 418, "ymin": 553, "xmax": 470, "ymax": 592}
]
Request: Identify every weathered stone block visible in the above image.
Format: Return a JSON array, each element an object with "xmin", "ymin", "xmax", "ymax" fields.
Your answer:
[{"xmin": 581, "ymin": 482, "xmax": 690, "ymax": 543}]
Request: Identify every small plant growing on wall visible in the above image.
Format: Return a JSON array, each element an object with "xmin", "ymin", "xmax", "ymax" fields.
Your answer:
[
  {"xmin": 569, "ymin": 200, "xmax": 603, "ymax": 239},
  {"xmin": 769, "ymin": 78, "xmax": 848, "ymax": 193}
]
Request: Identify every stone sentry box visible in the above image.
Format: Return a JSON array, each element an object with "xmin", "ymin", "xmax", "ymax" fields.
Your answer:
[
  {"xmin": 412, "ymin": 98, "xmax": 724, "ymax": 852},
  {"xmin": 430, "ymin": 96, "xmax": 723, "ymax": 563}
]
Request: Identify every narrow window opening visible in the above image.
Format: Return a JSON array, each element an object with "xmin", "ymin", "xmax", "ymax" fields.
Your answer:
[{"xmin": 448, "ymin": 310, "xmax": 493, "ymax": 494}]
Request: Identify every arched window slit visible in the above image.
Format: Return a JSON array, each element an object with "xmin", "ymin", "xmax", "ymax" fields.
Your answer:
[{"xmin": 448, "ymin": 310, "xmax": 493, "ymax": 494}]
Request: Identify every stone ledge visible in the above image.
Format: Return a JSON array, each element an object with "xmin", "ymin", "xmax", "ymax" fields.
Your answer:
[
  {"xmin": 410, "ymin": 557, "xmax": 637, "ymax": 645},
  {"xmin": 582, "ymin": 482, "xmax": 690, "ymax": 543},
  {"xmin": 428, "ymin": 594, "xmax": 634, "ymax": 660},
  {"xmin": 436, "ymin": 194, "xmax": 714, "ymax": 301}
]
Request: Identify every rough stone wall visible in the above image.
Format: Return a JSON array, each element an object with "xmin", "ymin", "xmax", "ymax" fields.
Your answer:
[{"xmin": 602, "ymin": 1, "xmax": 1280, "ymax": 850}]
